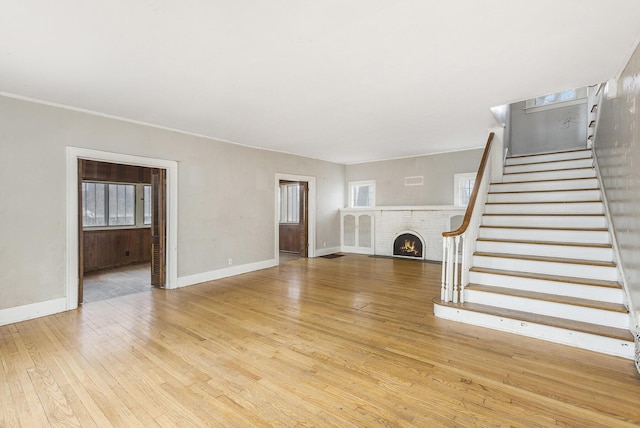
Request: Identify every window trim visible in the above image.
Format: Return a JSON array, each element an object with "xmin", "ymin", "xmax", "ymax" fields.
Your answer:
[
  {"xmin": 279, "ymin": 182, "xmax": 300, "ymax": 224},
  {"xmin": 524, "ymin": 87, "xmax": 587, "ymax": 113},
  {"xmin": 82, "ymin": 181, "xmax": 152, "ymax": 230},
  {"xmin": 454, "ymin": 173, "xmax": 476, "ymax": 207},
  {"xmin": 348, "ymin": 180, "xmax": 376, "ymax": 208}
]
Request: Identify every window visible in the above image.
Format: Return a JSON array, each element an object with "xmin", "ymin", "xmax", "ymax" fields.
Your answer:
[
  {"xmin": 279, "ymin": 183, "xmax": 300, "ymax": 223},
  {"xmin": 534, "ymin": 89, "xmax": 576, "ymax": 106},
  {"xmin": 349, "ymin": 180, "xmax": 375, "ymax": 208},
  {"xmin": 82, "ymin": 182, "xmax": 150, "ymax": 228},
  {"xmin": 454, "ymin": 173, "xmax": 476, "ymax": 206},
  {"xmin": 525, "ymin": 87, "xmax": 587, "ymax": 112},
  {"xmin": 143, "ymin": 185, "xmax": 152, "ymax": 225}
]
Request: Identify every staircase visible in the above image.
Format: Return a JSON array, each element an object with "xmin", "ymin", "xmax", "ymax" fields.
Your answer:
[{"xmin": 434, "ymin": 148, "xmax": 635, "ymax": 359}]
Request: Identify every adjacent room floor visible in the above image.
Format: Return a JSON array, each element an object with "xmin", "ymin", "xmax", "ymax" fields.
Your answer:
[{"xmin": 82, "ymin": 263, "xmax": 152, "ymax": 304}]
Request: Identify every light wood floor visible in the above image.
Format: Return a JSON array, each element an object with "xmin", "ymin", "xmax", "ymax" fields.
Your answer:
[{"xmin": 1, "ymin": 255, "xmax": 639, "ymax": 427}]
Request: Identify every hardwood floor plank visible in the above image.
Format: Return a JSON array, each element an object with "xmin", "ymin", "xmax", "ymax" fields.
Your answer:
[{"xmin": 1, "ymin": 255, "xmax": 639, "ymax": 427}]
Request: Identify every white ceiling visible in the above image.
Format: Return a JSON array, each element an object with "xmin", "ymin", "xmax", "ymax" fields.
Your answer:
[{"xmin": 2, "ymin": 1, "xmax": 640, "ymax": 164}]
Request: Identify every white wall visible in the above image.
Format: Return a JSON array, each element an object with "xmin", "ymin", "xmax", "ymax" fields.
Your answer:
[
  {"xmin": 595, "ymin": 41, "xmax": 640, "ymax": 326},
  {"xmin": 0, "ymin": 95, "xmax": 344, "ymax": 312},
  {"xmin": 345, "ymin": 148, "xmax": 484, "ymax": 206},
  {"xmin": 509, "ymin": 100, "xmax": 587, "ymax": 156}
]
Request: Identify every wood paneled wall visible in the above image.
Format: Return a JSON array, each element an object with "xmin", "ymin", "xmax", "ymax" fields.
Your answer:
[
  {"xmin": 82, "ymin": 160, "xmax": 152, "ymax": 183},
  {"xmin": 83, "ymin": 228, "xmax": 151, "ymax": 272},
  {"xmin": 279, "ymin": 223, "xmax": 300, "ymax": 253},
  {"xmin": 81, "ymin": 160, "xmax": 153, "ymax": 272}
]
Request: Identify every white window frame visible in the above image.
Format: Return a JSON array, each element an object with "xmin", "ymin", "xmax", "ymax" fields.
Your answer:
[
  {"xmin": 279, "ymin": 183, "xmax": 300, "ymax": 224},
  {"xmin": 349, "ymin": 180, "xmax": 376, "ymax": 208},
  {"xmin": 525, "ymin": 87, "xmax": 587, "ymax": 113},
  {"xmin": 454, "ymin": 173, "xmax": 476, "ymax": 207}
]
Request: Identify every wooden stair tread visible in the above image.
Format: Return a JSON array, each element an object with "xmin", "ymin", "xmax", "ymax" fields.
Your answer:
[
  {"xmin": 506, "ymin": 148, "xmax": 591, "ymax": 160},
  {"xmin": 469, "ymin": 266, "xmax": 621, "ymax": 288},
  {"xmin": 479, "ymin": 225, "xmax": 608, "ymax": 232},
  {"xmin": 488, "ymin": 188, "xmax": 600, "ymax": 195},
  {"xmin": 465, "ymin": 284, "xmax": 627, "ymax": 313},
  {"xmin": 474, "ymin": 251, "xmax": 616, "ymax": 267},
  {"xmin": 476, "ymin": 237, "xmax": 612, "ymax": 249},
  {"xmin": 491, "ymin": 177, "xmax": 597, "ymax": 186},
  {"xmin": 505, "ymin": 158, "xmax": 593, "ymax": 168},
  {"xmin": 432, "ymin": 298, "xmax": 633, "ymax": 342},
  {"xmin": 483, "ymin": 213, "xmax": 604, "ymax": 217},
  {"xmin": 485, "ymin": 200, "xmax": 602, "ymax": 205},
  {"xmin": 504, "ymin": 166, "xmax": 594, "ymax": 175}
]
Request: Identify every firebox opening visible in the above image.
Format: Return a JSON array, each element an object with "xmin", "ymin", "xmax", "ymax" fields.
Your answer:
[{"xmin": 393, "ymin": 232, "xmax": 424, "ymax": 259}]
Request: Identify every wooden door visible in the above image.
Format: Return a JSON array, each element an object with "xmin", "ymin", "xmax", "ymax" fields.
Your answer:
[
  {"xmin": 77, "ymin": 159, "xmax": 84, "ymax": 304},
  {"xmin": 151, "ymin": 168, "xmax": 167, "ymax": 287},
  {"xmin": 298, "ymin": 182, "xmax": 309, "ymax": 258}
]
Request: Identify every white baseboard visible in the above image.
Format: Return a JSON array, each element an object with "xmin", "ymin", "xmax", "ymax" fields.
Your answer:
[
  {"xmin": 315, "ymin": 246, "xmax": 342, "ymax": 257},
  {"xmin": 0, "ymin": 297, "xmax": 68, "ymax": 327},
  {"xmin": 177, "ymin": 259, "xmax": 277, "ymax": 288}
]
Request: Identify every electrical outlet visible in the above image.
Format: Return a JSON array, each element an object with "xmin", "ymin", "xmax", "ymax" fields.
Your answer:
[{"xmin": 228, "ymin": 258, "xmax": 233, "ymax": 265}]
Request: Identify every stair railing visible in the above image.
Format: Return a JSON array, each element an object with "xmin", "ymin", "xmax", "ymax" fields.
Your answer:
[{"xmin": 441, "ymin": 132, "xmax": 501, "ymax": 303}]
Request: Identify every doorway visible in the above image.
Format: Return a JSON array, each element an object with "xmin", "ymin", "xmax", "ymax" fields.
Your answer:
[
  {"xmin": 274, "ymin": 173, "xmax": 316, "ymax": 264},
  {"xmin": 278, "ymin": 180, "xmax": 308, "ymax": 262},
  {"xmin": 66, "ymin": 147, "xmax": 178, "ymax": 311},
  {"xmin": 77, "ymin": 160, "xmax": 166, "ymax": 304}
]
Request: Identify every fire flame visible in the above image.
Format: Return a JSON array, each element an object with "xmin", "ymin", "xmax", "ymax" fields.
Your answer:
[{"xmin": 400, "ymin": 239, "xmax": 419, "ymax": 256}]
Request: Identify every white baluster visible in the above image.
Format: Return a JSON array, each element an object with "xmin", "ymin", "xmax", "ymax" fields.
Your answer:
[
  {"xmin": 446, "ymin": 238, "xmax": 454, "ymax": 302},
  {"xmin": 453, "ymin": 235, "xmax": 460, "ymax": 303},
  {"xmin": 441, "ymin": 238, "xmax": 447, "ymax": 301}
]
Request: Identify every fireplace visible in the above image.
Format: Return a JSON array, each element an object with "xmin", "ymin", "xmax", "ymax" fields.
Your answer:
[{"xmin": 393, "ymin": 232, "xmax": 424, "ymax": 259}]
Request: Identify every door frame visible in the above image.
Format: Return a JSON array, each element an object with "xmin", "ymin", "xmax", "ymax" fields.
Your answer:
[
  {"xmin": 274, "ymin": 173, "xmax": 316, "ymax": 264},
  {"xmin": 66, "ymin": 147, "xmax": 179, "ymax": 311}
]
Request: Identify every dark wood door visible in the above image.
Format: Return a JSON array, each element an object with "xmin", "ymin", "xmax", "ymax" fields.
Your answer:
[
  {"xmin": 151, "ymin": 168, "xmax": 167, "ymax": 287},
  {"xmin": 298, "ymin": 182, "xmax": 309, "ymax": 258}
]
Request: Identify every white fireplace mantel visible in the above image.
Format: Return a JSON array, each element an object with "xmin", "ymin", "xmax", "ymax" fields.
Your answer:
[{"xmin": 340, "ymin": 206, "xmax": 466, "ymax": 260}]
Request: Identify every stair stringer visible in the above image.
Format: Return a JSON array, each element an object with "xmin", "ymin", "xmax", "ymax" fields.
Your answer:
[{"xmin": 592, "ymin": 144, "xmax": 638, "ymax": 337}]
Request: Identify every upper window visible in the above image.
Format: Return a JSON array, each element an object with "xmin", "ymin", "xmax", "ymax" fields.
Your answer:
[
  {"xmin": 349, "ymin": 180, "xmax": 375, "ymax": 208},
  {"xmin": 534, "ymin": 89, "xmax": 576, "ymax": 106},
  {"xmin": 279, "ymin": 183, "xmax": 300, "ymax": 223},
  {"xmin": 525, "ymin": 87, "xmax": 587, "ymax": 113},
  {"xmin": 454, "ymin": 173, "xmax": 476, "ymax": 206}
]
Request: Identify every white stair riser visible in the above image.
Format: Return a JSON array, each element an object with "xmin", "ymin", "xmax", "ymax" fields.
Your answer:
[
  {"xmin": 464, "ymin": 290, "xmax": 627, "ymax": 329},
  {"xmin": 504, "ymin": 150, "xmax": 592, "ymax": 166},
  {"xmin": 490, "ymin": 178, "xmax": 599, "ymax": 193},
  {"xmin": 475, "ymin": 241, "xmax": 613, "ymax": 262},
  {"xmin": 433, "ymin": 304, "xmax": 634, "ymax": 359},
  {"xmin": 503, "ymin": 168, "xmax": 595, "ymax": 182},
  {"xmin": 478, "ymin": 227, "xmax": 610, "ymax": 244},
  {"xmin": 487, "ymin": 189, "xmax": 601, "ymax": 203},
  {"xmin": 472, "ymin": 255, "xmax": 617, "ymax": 281},
  {"xmin": 484, "ymin": 202, "xmax": 603, "ymax": 215},
  {"xmin": 468, "ymin": 271, "xmax": 624, "ymax": 303},
  {"xmin": 504, "ymin": 158, "xmax": 593, "ymax": 174},
  {"xmin": 482, "ymin": 215, "xmax": 607, "ymax": 228}
]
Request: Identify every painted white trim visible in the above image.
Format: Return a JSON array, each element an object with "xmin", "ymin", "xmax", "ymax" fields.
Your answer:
[
  {"xmin": 274, "ymin": 173, "xmax": 317, "ymax": 265},
  {"xmin": 177, "ymin": 259, "xmax": 276, "ymax": 288},
  {"xmin": 433, "ymin": 303, "xmax": 634, "ymax": 359},
  {"xmin": 66, "ymin": 147, "xmax": 179, "ymax": 311},
  {"xmin": 0, "ymin": 298, "xmax": 67, "ymax": 326}
]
